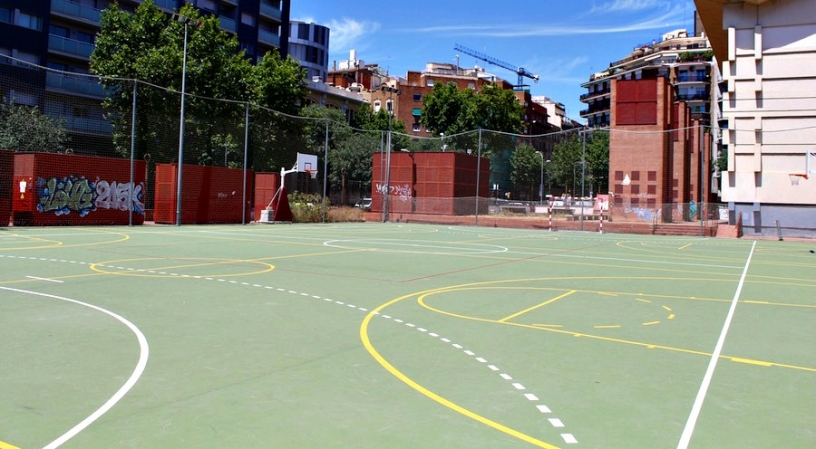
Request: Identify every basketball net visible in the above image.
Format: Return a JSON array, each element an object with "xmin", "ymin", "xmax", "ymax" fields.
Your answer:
[
  {"xmin": 308, "ymin": 170, "xmax": 317, "ymax": 180},
  {"xmin": 789, "ymin": 174, "xmax": 808, "ymax": 185}
]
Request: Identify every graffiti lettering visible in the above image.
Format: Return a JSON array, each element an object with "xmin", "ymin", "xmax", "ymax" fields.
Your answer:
[
  {"xmin": 38, "ymin": 176, "xmax": 96, "ymax": 216},
  {"xmin": 95, "ymin": 180, "xmax": 145, "ymax": 214},
  {"xmin": 37, "ymin": 176, "xmax": 146, "ymax": 217},
  {"xmin": 375, "ymin": 183, "xmax": 413, "ymax": 202}
]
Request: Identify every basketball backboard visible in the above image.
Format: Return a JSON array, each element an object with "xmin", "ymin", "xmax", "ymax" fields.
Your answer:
[{"xmin": 297, "ymin": 153, "xmax": 318, "ymax": 173}]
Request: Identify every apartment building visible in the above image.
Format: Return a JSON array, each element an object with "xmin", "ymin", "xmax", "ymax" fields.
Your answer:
[
  {"xmin": 580, "ymin": 26, "xmax": 716, "ymax": 129},
  {"xmin": 0, "ymin": 0, "xmax": 290, "ymax": 150},
  {"xmin": 695, "ymin": 0, "xmax": 815, "ymax": 236}
]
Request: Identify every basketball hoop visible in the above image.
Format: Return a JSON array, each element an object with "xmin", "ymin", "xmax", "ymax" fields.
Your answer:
[
  {"xmin": 789, "ymin": 173, "xmax": 808, "ymax": 185},
  {"xmin": 307, "ymin": 170, "xmax": 317, "ymax": 180}
]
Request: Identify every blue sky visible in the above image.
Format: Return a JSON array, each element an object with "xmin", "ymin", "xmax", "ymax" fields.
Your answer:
[{"xmin": 290, "ymin": 0, "xmax": 699, "ymax": 124}]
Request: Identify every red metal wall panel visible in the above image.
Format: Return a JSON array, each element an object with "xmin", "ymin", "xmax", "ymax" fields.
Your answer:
[
  {"xmin": 12, "ymin": 153, "xmax": 146, "ymax": 226},
  {"xmin": 371, "ymin": 151, "xmax": 490, "ymax": 215},
  {"xmin": 253, "ymin": 172, "xmax": 280, "ymax": 222},
  {"xmin": 0, "ymin": 150, "xmax": 12, "ymax": 226},
  {"xmin": 153, "ymin": 163, "xmax": 253, "ymax": 224}
]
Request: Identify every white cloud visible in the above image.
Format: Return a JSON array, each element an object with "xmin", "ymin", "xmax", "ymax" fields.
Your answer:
[
  {"xmin": 589, "ymin": 0, "xmax": 665, "ymax": 14},
  {"xmin": 325, "ymin": 17, "xmax": 380, "ymax": 53},
  {"xmin": 400, "ymin": 5, "xmax": 685, "ymax": 37}
]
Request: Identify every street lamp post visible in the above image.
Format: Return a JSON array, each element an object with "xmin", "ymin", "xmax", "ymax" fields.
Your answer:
[
  {"xmin": 381, "ymin": 84, "xmax": 400, "ymax": 222},
  {"xmin": 175, "ymin": 14, "xmax": 197, "ymax": 226}
]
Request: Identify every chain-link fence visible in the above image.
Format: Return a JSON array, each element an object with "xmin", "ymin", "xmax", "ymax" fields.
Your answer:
[{"xmin": 1, "ymin": 56, "xmax": 814, "ymax": 237}]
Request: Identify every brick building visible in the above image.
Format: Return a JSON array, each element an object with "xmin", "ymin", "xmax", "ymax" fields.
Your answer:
[{"xmin": 610, "ymin": 77, "xmax": 712, "ymax": 221}]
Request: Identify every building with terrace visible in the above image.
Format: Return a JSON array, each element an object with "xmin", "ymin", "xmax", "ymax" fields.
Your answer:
[{"xmin": 0, "ymin": 0, "xmax": 290, "ymax": 152}]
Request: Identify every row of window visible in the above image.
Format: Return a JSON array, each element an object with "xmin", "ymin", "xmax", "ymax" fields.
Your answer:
[
  {"xmin": 0, "ymin": 6, "xmax": 42, "ymax": 31},
  {"xmin": 0, "ymin": 46, "xmax": 40, "ymax": 66}
]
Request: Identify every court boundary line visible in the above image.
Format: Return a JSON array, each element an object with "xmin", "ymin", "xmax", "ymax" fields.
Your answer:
[
  {"xmin": 0, "ymin": 287, "xmax": 150, "ymax": 449},
  {"xmin": 676, "ymin": 240, "xmax": 757, "ymax": 449}
]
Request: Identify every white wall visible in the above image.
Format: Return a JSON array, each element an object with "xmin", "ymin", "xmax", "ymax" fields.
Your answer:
[{"xmin": 721, "ymin": 0, "xmax": 816, "ymax": 206}]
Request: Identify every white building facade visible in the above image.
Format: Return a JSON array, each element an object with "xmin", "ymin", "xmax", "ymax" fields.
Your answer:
[{"xmin": 697, "ymin": 0, "xmax": 816, "ymax": 236}]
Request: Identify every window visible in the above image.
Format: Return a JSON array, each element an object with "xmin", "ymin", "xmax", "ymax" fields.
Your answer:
[
  {"xmin": 647, "ymin": 185, "xmax": 656, "ymax": 195},
  {"xmin": 14, "ymin": 50, "xmax": 39, "ymax": 65},
  {"xmin": 647, "ymin": 171, "xmax": 657, "ymax": 181},
  {"xmin": 17, "ymin": 11, "xmax": 41, "ymax": 31},
  {"xmin": 0, "ymin": 7, "xmax": 11, "ymax": 24},
  {"xmin": 413, "ymin": 93, "xmax": 421, "ymax": 101},
  {"xmin": 412, "ymin": 123, "xmax": 420, "ymax": 132},
  {"xmin": 373, "ymin": 100, "xmax": 381, "ymax": 113},
  {"xmin": 241, "ymin": 12, "xmax": 255, "ymax": 26},
  {"xmin": 50, "ymin": 25, "xmax": 70, "ymax": 38},
  {"xmin": 198, "ymin": 0, "xmax": 216, "ymax": 11},
  {"xmin": 426, "ymin": 79, "xmax": 434, "ymax": 87},
  {"xmin": 48, "ymin": 62, "xmax": 68, "ymax": 71},
  {"xmin": 298, "ymin": 24, "xmax": 309, "ymax": 40},
  {"xmin": 386, "ymin": 99, "xmax": 392, "ymax": 113},
  {"xmin": 77, "ymin": 31, "xmax": 95, "ymax": 44}
]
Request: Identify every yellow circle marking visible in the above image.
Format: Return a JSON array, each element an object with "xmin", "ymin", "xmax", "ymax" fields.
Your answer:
[
  {"xmin": 360, "ymin": 289, "xmax": 561, "ymax": 449},
  {"xmin": 0, "ymin": 230, "xmax": 129, "ymax": 250},
  {"xmin": 89, "ymin": 257, "xmax": 275, "ymax": 277}
]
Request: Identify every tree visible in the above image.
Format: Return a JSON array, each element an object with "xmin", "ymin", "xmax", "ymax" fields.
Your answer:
[
  {"xmin": 550, "ymin": 130, "xmax": 609, "ymax": 198},
  {"xmin": 420, "ymin": 82, "xmax": 524, "ymax": 136},
  {"xmin": 419, "ymin": 82, "xmax": 476, "ymax": 135},
  {"xmin": 90, "ymin": 0, "xmax": 307, "ymax": 171},
  {"xmin": 509, "ymin": 143, "xmax": 539, "ymax": 200},
  {"xmin": 0, "ymin": 101, "xmax": 68, "ymax": 152},
  {"xmin": 353, "ymin": 103, "xmax": 409, "ymax": 151},
  {"xmin": 473, "ymin": 84, "xmax": 524, "ymax": 134}
]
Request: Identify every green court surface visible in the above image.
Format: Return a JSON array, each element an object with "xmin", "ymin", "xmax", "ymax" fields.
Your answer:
[{"xmin": 0, "ymin": 224, "xmax": 813, "ymax": 449}]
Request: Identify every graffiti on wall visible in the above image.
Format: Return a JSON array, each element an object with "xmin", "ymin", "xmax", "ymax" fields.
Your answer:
[
  {"xmin": 375, "ymin": 183, "xmax": 412, "ymax": 202},
  {"xmin": 37, "ymin": 175, "xmax": 145, "ymax": 216}
]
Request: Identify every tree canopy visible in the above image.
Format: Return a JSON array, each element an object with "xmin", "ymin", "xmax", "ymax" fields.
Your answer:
[
  {"xmin": 550, "ymin": 130, "xmax": 609, "ymax": 197},
  {"xmin": 0, "ymin": 101, "xmax": 68, "ymax": 153},
  {"xmin": 90, "ymin": 0, "xmax": 307, "ymax": 170},
  {"xmin": 419, "ymin": 82, "xmax": 524, "ymax": 136}
]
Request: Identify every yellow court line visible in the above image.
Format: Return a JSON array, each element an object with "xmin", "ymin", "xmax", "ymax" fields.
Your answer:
[
  {"xmin": 642, "ymin": 321, "xmax": 660, "ymax": 326},
  {"xmin": 498, "ymin": 290, "xmax": 577, "ymax": 323},
  {"xmin": 594, "ymin": 325, "xmax": 621, "ymax": 329},
  {"xmin": 532, "ymin": 324, "xmax": 563, "ymax": 328},
  {"xmin": 361, "ymin": 291, "xmax": 561, "ymax": 449},
  {"xmin": 0, "ymin": 440, "xmax": 20, "ymax": 449},
  {"xmin": 678, "ymin": 243, "xmax": 692, "ymax": 250},
  {"xmin": 662, "ymin": 305, "xmax": 672, "ymax": 312},
  {"xmin": 731, "ymin": 357, "xmax": 773, "ymax": 367}
]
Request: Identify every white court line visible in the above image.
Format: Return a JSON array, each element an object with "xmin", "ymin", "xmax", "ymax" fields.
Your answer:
[
  {"xmin": 25, "ymin": 276, "xmax": 63, "ymax": 283},
  {"xmin": 676, "ymin": 240, "xmax": 756, "ymax": 449},
  {"xmin": 0, "ymin": 286, "xmax": 150, "ymax": 449}
]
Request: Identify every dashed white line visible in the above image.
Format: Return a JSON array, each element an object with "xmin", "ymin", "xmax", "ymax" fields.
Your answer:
[
  {"xmin": 536, "ymin": 405, "xmax": 551, "ymax": 413},
  {"xmin": 562, "ymin": 433, "xmax": 578, "ymax": 444}
]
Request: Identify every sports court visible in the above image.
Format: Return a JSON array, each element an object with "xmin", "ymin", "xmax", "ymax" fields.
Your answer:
[{"xmin": 1, "ymin": 223, "xmax": 814, "ymax": 448}]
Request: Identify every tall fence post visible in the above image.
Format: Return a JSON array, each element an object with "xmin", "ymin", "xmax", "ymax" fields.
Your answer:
[
  {"xmin": 242, "ymin": 102, "xmax": 249, "ymax": 225},
  {"xmin": 129, "ymin": 80, "xmax": 137, "ymax": 227},
  {"xmin": 475, "ymin": 128, "xmax": 482, "ymax": 227},
  {"xmin": 322, "ymin": 118, "xmax": 329, "ymax": 224}
]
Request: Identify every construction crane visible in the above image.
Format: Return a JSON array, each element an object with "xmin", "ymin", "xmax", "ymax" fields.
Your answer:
[{"xmin": 453, "ymin": 44, "xmax": 539, "ymax": 90}]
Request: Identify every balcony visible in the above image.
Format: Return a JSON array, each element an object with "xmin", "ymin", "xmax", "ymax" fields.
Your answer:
[
  {"xmin": 152, "ymin": 0, "xmax": 177, "ymax": 10},
  {"xmin": 260, "ymin": 2, "xmax": 283, "ymax": 21},
  {"xmin": 676, "ymin": 73, "xmax": 708, "ymax": 83},
  {"xmin": 50, "ymin": 0, "xmax": 102, "ymax": 24},
  {"xmin": 580, "ymin": 88, "xmax": 610, "ymax": 101},
  {"xmin": 675, "ymin": 93, "xmax": 709, "ymax": 102},
  {"xmin": 258, "ymin": 29, "xmax": 280, "ymax": 47},
  {"xmin": 46, "ymin": 71, "xmax": 107, "ymax": 98},
  {"xmin": 219, "ymin": 16, "xmax": 236, "ymax": 33},
  {"xmin": 48, "ymin": 35, "xmax": 94, "ymax": 59}
]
